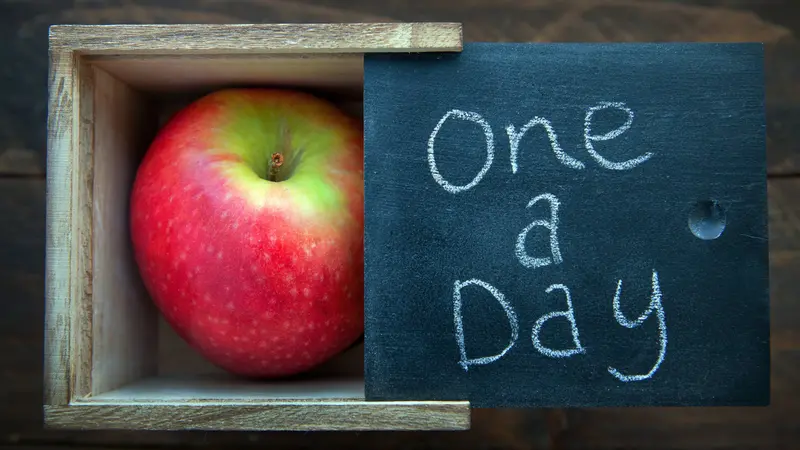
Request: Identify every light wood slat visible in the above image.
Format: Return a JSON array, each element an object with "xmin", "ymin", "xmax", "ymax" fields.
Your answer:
[
  {"xmin": 89, "ymin": 65, "xmax": 160, "ymax": 397},
  {"xmin": 44, "ymin": 401, "xmax": 471, "ymax": 431},
  {"xmin": 44, "ymin": 48, "xmax": 76, "ymax": 406},
  {"xmin": 49, "ymin": 23, "xmax": 462, "ymax": 54}
]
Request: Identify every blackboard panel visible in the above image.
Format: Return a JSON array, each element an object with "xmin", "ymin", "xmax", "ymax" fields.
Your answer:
[{"xmin": 363, "ymin": 43, "xmax": 769, "ymax": 408}]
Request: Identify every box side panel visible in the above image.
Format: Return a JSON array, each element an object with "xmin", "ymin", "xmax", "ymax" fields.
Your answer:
[
  {"xmin": 90, "ymin": 66, "xmax": 159, "ymax": 396},
  {"xmin": 44, "ymin": 49, "xmax": 76, "ymax": 406},
  {"xmin": 44, "ymin": 401, "xmax": 470, "ymax": 431},
  {"xmin": 68, "ymin": 57, "xmax": 95, "ymax": 400},
  {"xmin": 84, "ymin": 375, "xmax": 365, "ymax": 401},
  {"xmin": 47, "ymin": 23, "xmax": 462, "ymax": 55},
  {"xmin": 88, "ymin": 54, "xmax": 364, "ymax": 95}
]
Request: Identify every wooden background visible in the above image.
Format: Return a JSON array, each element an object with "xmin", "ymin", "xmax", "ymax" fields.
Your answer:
[{"xmin": 1, "ymin": 0, "xmax": 798, "ymax": 448}]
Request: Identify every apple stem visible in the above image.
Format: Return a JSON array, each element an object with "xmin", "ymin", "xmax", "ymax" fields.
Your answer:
[
  {"xmin": 268, "ymin": 152, "xmax": 284, "ymax": 182},
  {"xmin": 268, "ymin": 120, "xmax": 292, "ymax": 182}
]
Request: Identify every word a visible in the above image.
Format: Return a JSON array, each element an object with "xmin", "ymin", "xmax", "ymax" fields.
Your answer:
[
  {"xmin": 452, "ymin": 270, "xmax": 667, "ymax": 382},
  {"xmin": 427, "ymin": 102, "xmax": 653, "ymax": 194}
]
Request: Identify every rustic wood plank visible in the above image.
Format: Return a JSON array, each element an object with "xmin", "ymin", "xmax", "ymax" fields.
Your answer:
[
  {"xmin": 44, "ymin": 401, "xmax": 470, "ymax": 432},
  {"xmin": 0, "ymin": 179, "xmax": 45, "ymax": 335},
  {"xmin": 0, "ymin": 178, "xmax": 46, "ymax": 439},
  {"xmin": 768, "ymin": 179, "xmax": 800, "ymax": 353},
  {"xmin": 768, "ymin": 178, "xmax": 800, "ymax": 251},
  {"xmin": 764, "ymin": 40, "xmax": 800, "ymax": 176},
  {"xmin": 48, "ymin": 23, "xmax": 463, "ymax": 54},
  {"xmin": 766, "ymin": 105, "xmax": 800, "ymax": 176},
  {"xmin": 0, "ymin": 148, "xmax": 43, "ymax": 176},
  {"xmin": 43, "ymin": 48, "xmax": 75, "ymax": 407}
]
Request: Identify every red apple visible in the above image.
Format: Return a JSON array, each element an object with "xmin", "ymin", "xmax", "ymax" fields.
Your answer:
[{"xmin": 129, "ymin": 88, "xmax": 364, "ymax": 377}]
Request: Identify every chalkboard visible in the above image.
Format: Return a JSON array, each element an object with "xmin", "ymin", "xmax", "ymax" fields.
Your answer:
[{"xmin": 362, "ymin": 43, "xmax": 769, "ymax": 408}]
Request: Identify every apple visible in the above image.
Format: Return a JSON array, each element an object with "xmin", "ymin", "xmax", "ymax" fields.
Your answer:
[{"xmin": 129, "ymin": 88, "xmax": 364, "ymax": 378}]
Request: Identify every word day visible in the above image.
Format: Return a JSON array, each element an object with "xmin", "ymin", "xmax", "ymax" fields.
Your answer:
[
  {"xmin": 451, "ymin": 270, "xmax": 667, "ymax": 383},
  {"xmin": 426, "ymin": 102, "xmax": 667, "ymax": 382}
]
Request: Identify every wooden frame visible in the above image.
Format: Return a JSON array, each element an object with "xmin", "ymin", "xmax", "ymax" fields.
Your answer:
[{"xmin": 45, "ymin": 22, "xmax": 469, "ymax": 431}]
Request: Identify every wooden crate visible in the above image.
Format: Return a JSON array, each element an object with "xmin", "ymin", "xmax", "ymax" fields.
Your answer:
[{"xmin": 44, "ymin": 22, "xmax": 470, "ymax": 432}]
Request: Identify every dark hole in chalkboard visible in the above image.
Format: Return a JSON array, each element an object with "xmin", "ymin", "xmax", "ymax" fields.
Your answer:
[{"xmin": 688, "ymin": 200, "xmax": 727, "ymax": 240}]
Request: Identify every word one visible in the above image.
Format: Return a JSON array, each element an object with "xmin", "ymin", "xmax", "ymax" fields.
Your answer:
[
  {"xmin": 427, "ymin": 101, "xmax": 652, "ymax": 194},
  {"xmin": 452, "ymin": 270, "xmax": 667, "ymax": 382}
]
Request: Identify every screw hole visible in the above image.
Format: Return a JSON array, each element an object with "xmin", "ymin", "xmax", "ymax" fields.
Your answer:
[{"xmin": 688, "ymin": 200, "xmax": 726, "ymax": 240}]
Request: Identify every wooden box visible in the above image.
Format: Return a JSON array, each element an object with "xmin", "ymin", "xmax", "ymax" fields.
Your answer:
[{"xmin": 44, "ymin": 22, "xmax": 470, "ymax": 431}]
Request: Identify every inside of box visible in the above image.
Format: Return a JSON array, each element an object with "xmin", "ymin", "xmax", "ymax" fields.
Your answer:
[{"xmin": 86, "ymin": 54, "xmax": 365, "ymax": 402}]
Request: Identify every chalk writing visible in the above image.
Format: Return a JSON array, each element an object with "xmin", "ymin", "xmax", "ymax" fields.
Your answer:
[
  {"xmin": 429, "ymin": 103, "xmax": 653, "ymax": 193},
  {"xmin": 532, "ymin": 284, "xmax": 586, "ymax": 358},
  {"xmin": 515, "ymin": 193, "xmax": 563, "ymax": 269},
  {"xmin": 506, "ymin": 117, "xmax": 585, "ymax": 172},
  {"xmin": 432, "ymin": 103, "xmax": 666, "ymax": 383},
  {"xmin": 608, "ymin": 270, "xmax": 667, "ymax": 382},
  {"xmin": 453, "ymin": 278, "xmax": 519, "ymax": 372},
  {"xmin": 427, "ymin": 109, "xmax": 494, "ymax": 194},
  {"xmin": 584, "ymin": 101, "xmax": 652, "ymax": 170}
]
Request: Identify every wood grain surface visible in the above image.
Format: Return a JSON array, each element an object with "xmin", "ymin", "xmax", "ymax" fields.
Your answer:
[
  {"xmin": 44, "ymin": 401, "xmax": 471, "ymax": 432},
  {"xmin": 2, "ymin": 0, "xmax": 799, "ymax": 448},
  {"xmin": 49, "ymin": 22, "xmax": 462, "ymax": 54},
  {"xmin": 43, "ymin": 48, "xmax": 75, "ymax": 407}
]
